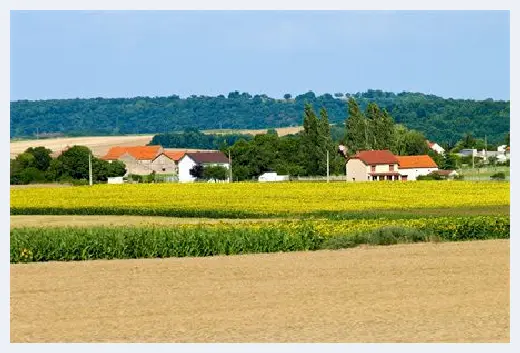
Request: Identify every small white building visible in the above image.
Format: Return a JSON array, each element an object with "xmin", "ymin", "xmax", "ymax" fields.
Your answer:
[
  {"xmin": 258, "ymin": 172, "xmax": 289, "ymax": 182},
  {"xmin": 396, "ymin": 155, "xmax": 439, "ymax": 181},
  {"xmin": 178, "ymin": 152, "xmax": 230, "ymax": 183},
  {"xmin": 107, "ymin": 176, "xmax": 124, "ymax": 184},
  {"xmin": 427, "ymin": 141, "xmax": 445, "ymax": 155}
]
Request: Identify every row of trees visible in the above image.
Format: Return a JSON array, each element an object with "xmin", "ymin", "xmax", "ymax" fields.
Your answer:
[
  {"xmin": 10, "ymin": 146, "xmax": 126, "ymax": 185},
  {"xmin": 148, "ymin": 127, "xmax": 253, "ymax": 150},
  {"xmin": 11, "ymin": 90, "xmax": 509, "ymax": 145}
]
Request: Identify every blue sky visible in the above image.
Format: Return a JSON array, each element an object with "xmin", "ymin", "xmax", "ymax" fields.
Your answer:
[{"xmin": 10, "ymin": 10, "xmax": 510, "ymax": 101}]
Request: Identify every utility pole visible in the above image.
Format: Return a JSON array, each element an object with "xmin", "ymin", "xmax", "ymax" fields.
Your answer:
[
  {"xmin": 326, "ymin": 149, "xmax": 330, "ymax": 183},
  {"xmin": 228, "ymin": 150, "xmax": 232, "ymax": 183},
  {"xmin": 88, "ymin": 152, "xmax": 93, "ymax": 186},
  {"xmin": 364, "ymin": 119, "xmax": 368, "ymax": 150}
]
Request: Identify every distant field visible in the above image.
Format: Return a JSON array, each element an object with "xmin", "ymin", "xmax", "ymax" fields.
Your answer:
[
  {"xmin": 10, "ymin": 135, "xmax": 155, "ymax": 158},
  {"xmin": 10, "ymin": 240, "xmax": 510, "ymax": 342},
  {"xmin": 9, "ymin": 215, "xmax": 279, "ymax": 228},
  {"xmin": 202, "ymin": 126, "xmax": 303, "ymax": 136},
  {"xmin": 10, "ymin": 126, "xmax": 303, "ymax": 158}
]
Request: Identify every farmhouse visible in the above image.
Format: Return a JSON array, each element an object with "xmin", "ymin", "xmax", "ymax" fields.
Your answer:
[
  {"xmin": 178, "ymin": 151, "xmax": 230, "ymax": 183},
  {"xmin": 346, "ymin": 150, "xmax": 400, "ymax": 181},
  {"xmin": 396, "ymin": 155, "xmax": 438, "ymax": 181},
  {"xmin": 101, "ymin": 146, "xmax": 164, "ymax": 176},
  {"xmin": 346, "ymin": 150, "xmax": 439, "ymax": 181},
  {"xmin": 426, "ymin": 140, "xmax": 445, "ymax": 155},
  {"xmin": 150, "ymin": 150, "xmax": 186, "ymax": 174}
]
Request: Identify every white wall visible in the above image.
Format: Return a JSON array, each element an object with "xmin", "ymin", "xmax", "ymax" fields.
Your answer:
[
  {"xmin": 399, "ymin": 167, "xmax": 438, "ymax": 181},
  {"xmin": 373, "ymin": 164, "xmax": 398, "ymax": 173},
  {"xmin": 346, "ymin": 159, "xmax": 370, "ymax": 181},
  {"xmin": 178, "ymin": 158, "xmax": 230, "ymax": 183},
  {"xmin": 178, "ymin": 156, "xmax": 197, "ymax": 183}
]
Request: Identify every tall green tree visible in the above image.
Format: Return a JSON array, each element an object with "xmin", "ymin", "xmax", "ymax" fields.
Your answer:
[
  {"xmin": 365, "ymin": 102, "xmax": 379, "ymax": 149},
  {"xmin": 301, "ymin": 103, "xmax": 320, "ymax": 175},
  {"xmin": 345, "ymin": 97, "xmax": 367, "ymax": 154},
  {"xmin": 379, "ymin": 109, "xmax": 395, "ymax": 150}
]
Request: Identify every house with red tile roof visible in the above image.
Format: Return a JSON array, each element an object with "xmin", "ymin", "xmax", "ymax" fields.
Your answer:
[
  {"xmin": 101, "ymin": 146, "xmax": 225, "ymax": 177},
  {"xmin": 101, "ymin": 146, "xmax": 165, "ymax": 176},
  {"xmin": 396, "ymin": 155, "xmax": 438, "ymax": 181},
  {"xmin": 346, "ymin": 150, "xmax": 439, "ymax": 181},
  {"xmin": 346, "ymin": 150, "xmax": 401, "ymax": 181}
]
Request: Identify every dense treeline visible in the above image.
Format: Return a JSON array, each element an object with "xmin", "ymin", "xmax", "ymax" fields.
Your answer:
[
  {"xmin": 149, "ymin": 127, "xmax": 253, "ymax": 150},
  {"xmin": 11, "ymin": 90, "xmax": 509, "ymax": 144},
  {"xmin": 10, "ymin": 146, "xmax": 126, "ymax": 185}
]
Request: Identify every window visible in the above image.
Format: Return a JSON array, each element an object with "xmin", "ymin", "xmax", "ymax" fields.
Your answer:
[
  {"xmin": 389, "ymin": 164, "xmax": 394, "ymax": 171},
  {"xmin": 371, "ymin": 165, "xmax": 376, "ymax": 173}
]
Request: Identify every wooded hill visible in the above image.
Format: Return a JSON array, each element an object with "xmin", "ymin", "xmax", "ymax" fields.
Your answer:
[{"xmin": 10, "ymin": 89, "xmax": 510, "ymax": 144}]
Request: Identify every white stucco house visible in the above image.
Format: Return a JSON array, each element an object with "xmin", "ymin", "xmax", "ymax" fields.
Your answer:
[
  {"xmin": 178, "ymin": 152, "xmax": 230, "ymax": 183},
  {"xmin": 396, "ymin": 155, "xmax": 439, "ymax": 181}
]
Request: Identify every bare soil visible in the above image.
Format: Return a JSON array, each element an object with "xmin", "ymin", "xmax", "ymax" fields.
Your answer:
[
  {"xmin": 10, "ymin": 127, "xmax": 303, "ymax": 158},
  {"xmin": 10, "ymin": 240, "xmax": 509, "ymax": 343},
  {"xmin": 10, "ymin": 135, "xmax": 155, "ymax": 158},
  {"xmin": 202, "ymin": 126, "xmax": 303, "ymax": 136},
  {"xmin": 10, "ymin": 215, "xmax": 280, "ymax": 228}
]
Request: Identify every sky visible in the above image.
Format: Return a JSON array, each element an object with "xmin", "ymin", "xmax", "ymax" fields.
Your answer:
[{"xmin": 10, "ymin": 10, "xmax": 510, "ymax": 101}]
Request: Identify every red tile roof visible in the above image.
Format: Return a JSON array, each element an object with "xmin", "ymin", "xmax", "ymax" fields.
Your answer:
[
  {"xmin": 352, "ymin": 150, "xmax": 399, "ymax": 165},
  {"xmin": 397, "ymin": 155, "xmax": 438, "ymax": 169},
  {"xmin": 102, "ymin": 146, "xmax": 161, "ymax": 160},
  {"xmin": 162, "ymin": 150, "xmax": 187, "ymax": 161}
]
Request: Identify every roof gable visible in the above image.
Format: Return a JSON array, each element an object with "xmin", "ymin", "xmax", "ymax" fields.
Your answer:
[
  {"xmin": 163, "ymin": 150, "xmax": 187, "ymax": 161},
  {"xmin": 352, "ymin": 150, "xmax": 398, "ymax": 165},
  {"xmin": 397, "ymin": 155, "xmax": 438, "ymax": 169}
]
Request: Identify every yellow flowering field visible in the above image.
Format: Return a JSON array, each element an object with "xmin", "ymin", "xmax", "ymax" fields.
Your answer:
[{"xmin": 10, "ymin": 181, "xmax": 509, "ymax": 218}]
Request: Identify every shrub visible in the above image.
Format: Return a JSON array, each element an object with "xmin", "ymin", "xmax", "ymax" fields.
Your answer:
[{"xmin": 490, "ymin": 172, "xmax": 506, "ymax": 180}]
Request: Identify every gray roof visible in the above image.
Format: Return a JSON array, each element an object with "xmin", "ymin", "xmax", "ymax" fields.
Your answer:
[{"xmin": 186, "ymin": 152, "xmax": 229, "ymax": 164}]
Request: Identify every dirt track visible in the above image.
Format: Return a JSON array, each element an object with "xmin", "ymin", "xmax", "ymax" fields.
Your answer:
[
  {"xmin": 11, "ymin": 240, "xmax": 510, "ymax": 343},
  {"xmin": 10, "ymin": 215, "xmax": 280, "ymax": 228}
]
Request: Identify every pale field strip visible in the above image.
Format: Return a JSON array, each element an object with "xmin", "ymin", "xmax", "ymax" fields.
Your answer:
[
  {"xmin": 10, "ymin": 240, "xmax": 509, "ymax": 343},
  {"xmin": 10, "ymin": 127, "xmax": 303, "ymax": 158},
  {"xmin": 9, "ymin": 215, "xmax": 280, "ymax": 228}
]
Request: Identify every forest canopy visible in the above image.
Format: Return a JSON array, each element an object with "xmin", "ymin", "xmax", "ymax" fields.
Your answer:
[{"xmin": 11, "ymin": 90, "xmax": 510, "ymax": 144}]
